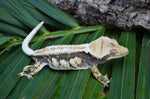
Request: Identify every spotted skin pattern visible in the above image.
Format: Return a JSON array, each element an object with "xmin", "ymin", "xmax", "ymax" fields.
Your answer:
[
  {"xmin": 18, "ymin": 21, "xmax": 129, "ymax": 87},
  {"xmin": 91, "ymin": 65, "xmax": 110, "ymax": 86},
  {"xmin": 18, "ymin": 62, "xmax": 46, "ymax": 80},
  {"xmin": 18, "ymin": 52, "xmax": 111, "ymax": 86}
]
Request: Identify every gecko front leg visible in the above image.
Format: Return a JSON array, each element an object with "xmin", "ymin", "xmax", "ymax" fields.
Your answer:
[
  {"xmin": 18, "ymin": 62, "xmax": 47, "ymax": 80},
  {"xmin": 91, "ymin": 65, "xmax": 110, "ymax": 87}
]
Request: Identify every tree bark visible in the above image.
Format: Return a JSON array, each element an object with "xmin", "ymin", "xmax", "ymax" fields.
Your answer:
[{"xmin": 48, "ymin": 0, "xmax": 150, "ymax": 31}]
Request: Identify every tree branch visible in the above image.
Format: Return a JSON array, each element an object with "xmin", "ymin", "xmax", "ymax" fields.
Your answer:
[{"xmin": 48, "ymin": 0, "xmax": 150, "ymax": 31}]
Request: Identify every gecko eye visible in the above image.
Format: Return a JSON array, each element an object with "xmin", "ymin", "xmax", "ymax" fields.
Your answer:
[{"xmin": 110, "ymin": 49, "xmax": 117, "ymax": 55}]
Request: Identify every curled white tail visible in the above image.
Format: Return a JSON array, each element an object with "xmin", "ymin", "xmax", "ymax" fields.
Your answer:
[{"xmin": 22, "ymin": 21, "xmax": 44, "ymax": 56}]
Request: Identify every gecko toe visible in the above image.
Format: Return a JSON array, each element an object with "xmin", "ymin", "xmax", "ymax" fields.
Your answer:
[
  {"xmin": 28, "ymin": 76, "xmax": 33, "ymax": 80},
  {"xmin": 18, "ymin": 72, "xmax": 23, "ymax": 77}
]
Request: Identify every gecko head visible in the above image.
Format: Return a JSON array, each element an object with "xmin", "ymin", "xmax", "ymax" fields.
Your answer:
[
  {"xmin": 106, "ymin": 39, "xmax": 129, "ymax": 60},
  {"xmin": 89, "ymin": 36, "xmax": 129, "ymax": 60}
]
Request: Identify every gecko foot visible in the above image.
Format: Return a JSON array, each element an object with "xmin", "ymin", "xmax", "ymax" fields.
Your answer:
[
  {"xmin": 18, "ymin": 72, "xmax": 33, "ymax": 80},
  {"xmin": 18, "ymin": 65, "xmax": 34, "ymax": 80},
  {"xmin": 91, "ymin": 65, "xmax": 110, "ymax": 86}
]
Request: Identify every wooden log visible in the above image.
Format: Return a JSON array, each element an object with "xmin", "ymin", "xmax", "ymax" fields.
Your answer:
[{"xmin": 48, "ymin": 0, "xmax": 150, "ymax": 31}]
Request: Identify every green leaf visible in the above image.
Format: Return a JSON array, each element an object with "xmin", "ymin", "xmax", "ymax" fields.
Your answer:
[
  {"xmin": 0, "ymin": 7, "xmax": 26, "ymax": 29},
  {"xmin": 0, "ymin": 48, "xmax": 28, "ymax": 99},
  {"xmin": 0, "ymin": 22, "xmax": 27, "ymax": 37},
  {"xmin": 108, "ymin": 31, "xmax": 136, "ymax": 99},
  {"xmin": 38, "ymin": 25, "xmax": 102, "ymax": 39},
  {"xmin": 21, "ymin": 0, "xmax": 66, "ymax": 28},
  {"xmin": 0, "ymin": 39, "xmax": 45, "ymax": 99},
  {"xmin": 136, "ymin": 33, "xmax": 150, "ymax": 99},
  {"xmin": 0, "ymin": 33, "xmax": 5, "ymax": 37},
  {"xmin": 27, "ymin": 0, "xmax": 79, "ymax": 28},
  {"xmin": 0, "ymin": 0, "xmax": 47, "ymax": 33},
  {"xmin": 0, "ymin": 37, "xmax": 12, "ymax": 45}
]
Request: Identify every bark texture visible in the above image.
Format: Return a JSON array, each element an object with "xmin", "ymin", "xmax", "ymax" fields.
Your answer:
[{"xmin": 48, "ymin": 0, "xmax": 150, "ymax": 31}]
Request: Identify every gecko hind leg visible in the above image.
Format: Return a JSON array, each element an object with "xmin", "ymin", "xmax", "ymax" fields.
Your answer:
[
  {"xmin": 18, "ymin": 65, "xmax": 34, "ymax": 80},
  {"xmin": 91, "ymin": 65, "xmax": 110, "ymax": 87},
  {"xmin": 18, "ymin": 62, "xmax": 47, "ymax": 80}
]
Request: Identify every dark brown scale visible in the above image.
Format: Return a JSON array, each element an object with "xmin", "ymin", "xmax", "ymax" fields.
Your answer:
[
  {"xmin": 24, "ymin": 67, "xmax": 33, "ymax": 73},
  {"xmin": 97, "ymin": 76, "xmax": 104, "ymax": 81},
  {"xmin": 32, "ymin": 52, "xmax": 110, "ymax": 68}
]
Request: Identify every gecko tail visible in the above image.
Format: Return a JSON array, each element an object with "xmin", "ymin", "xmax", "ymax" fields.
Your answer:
[{"xmin": 22, "ymin": 21, "xmax": 44, "ymax": 56}]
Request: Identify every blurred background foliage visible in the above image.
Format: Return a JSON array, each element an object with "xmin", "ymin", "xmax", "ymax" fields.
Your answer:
[{"xmin": 0, "ymin": 0, "xmax": 150, "ymax": 99}]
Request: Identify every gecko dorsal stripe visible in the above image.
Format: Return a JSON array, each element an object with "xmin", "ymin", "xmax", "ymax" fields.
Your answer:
[
  {"xmin": 34, "ymin": 44, "xmax": 89, "ymax": 56},
  {"xmin": 19, "ymin": 21, "xmax": 129, "ymax": 87}
]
